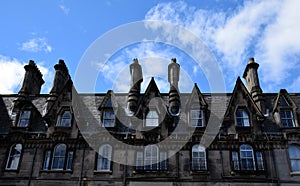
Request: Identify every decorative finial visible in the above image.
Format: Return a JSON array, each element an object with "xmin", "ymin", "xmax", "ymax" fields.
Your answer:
[
  {"xmin": 133, "ymin": 58, "xmax": 138, "ymax": 63},
  {"xmin": 248, "ymin": 57, "xmax": 255, "ymax": 64},
  {"xmin": 171, "ymin": 58, "xmax": 177, "ymax": 63}
]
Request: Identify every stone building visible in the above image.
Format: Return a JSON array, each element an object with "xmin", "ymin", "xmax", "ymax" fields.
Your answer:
[{"xmin": 0, "ymin": 57, "xmax": 300, "ymax": 186}]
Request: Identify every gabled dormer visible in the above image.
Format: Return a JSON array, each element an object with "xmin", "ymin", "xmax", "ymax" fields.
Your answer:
[
  {"xmin": 11, "ymin": 100, "xmax": 47, "ymax": 133},
  {"xmin": 141, "ymin": 78, "xmax": 167, "ymax": 127},
  {"xmin": 223, "ymin": 77, "xmax": 264, "ymax": 135},
  {"xmin": 98, "ymin": 90, "xmax": 118, "ymax": 128},
  {"xmin": 273, "ymin": 89, "xmax": 298, "ymax": 128},
  {"xmin": 185, "ymin": 83, "xmax": 208, "ymax": 127}
]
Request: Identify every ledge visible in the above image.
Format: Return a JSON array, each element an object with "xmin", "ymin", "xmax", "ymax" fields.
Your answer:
[
  {"xmin": 94, "ymin": 170, "xmax": 112, "ymax": 174},
  {"xmin": 290, "ymin": 172, "xmax": 300, "ymax": 176}
]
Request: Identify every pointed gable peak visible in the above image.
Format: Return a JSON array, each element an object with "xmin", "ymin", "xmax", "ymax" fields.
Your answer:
[
  {"xmin": 224, "ymin": 77, "xmax": 264, "ymax": 118},
  {"xmin": 273, "ymin": 89, "xmax": 296, "ymax": 112},
  {"xmin": 186, "ymin": 83, "xmax": 207, "ymax": 109},
  {"xmin": 144, "ymin": 77, "xmax": 161, "ymax": 97},
  {"xmin": 99, "ymin": 90, "xmax": 117, "ymax": 110}
]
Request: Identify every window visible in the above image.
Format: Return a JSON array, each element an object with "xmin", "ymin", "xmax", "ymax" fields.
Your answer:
[
  {"xmin": 6, "ymin": 144, "xmax": 22, "ymax": 170},
  {"xmin": 97, "ymin": 144, "xmax": 112, "ymax": 171},
  {"xmin": 56, "ymin": 110, "xmax": 72, "ymax": 127},
  {"xmin": 231, "ymin": 144, "xmax": 264, "ymax": 171},
  {"xmin": 280, "ymin": 110, "xmax": 295, "ymax": 127},
  {"xmin": 136, "ymin": 151, "xmax": 143, "ymax": 171},
  {"xmin": 52, "ymin": 144, "xmax": 67, "ymax": 170},
  {"xmin": 236, "ymin": 109, "xmax": 250, "ymax": 127},
  {"xmin": 240, "ymin": 144, "xmax": 255, "ymax": 170},
  {"xmin": 232, "ymin": 151, "xmax": 240, "ymax": 170},
  {"xmin": 288, "ymin": 145, "xmax": 300, "ymax": 172},
  {"xmin": 103, "ymin": 110, "xmax": 115, "ymax": 127},
  {"xmin": 160, "ymin": 152, "xmax": 167, "ymax": 171},
  {"xmin": 256, "ymin": 152, "xmax": 264, "ymax": 171},
  {"xmin": 190, "ymin": 109, "xmax": 204, "ymax": 127},
  {"xmin": 135, "ymin": 145, "xmax": 167, "ymax": 171},
  {"xmin": 43, "ymin": 143, "xmax": 73, "ymax": 171},
  {"xmin": 145, "ymin": 110, "xmax": 159, "ymax": 127},
  {"xmin": 191, "ymin": 144, "xmax": 207, "ymax": 171},
  {"xmin": 144, "ymin": 145, "xmax": 159, "ymax": 170},
  {"xmin": 17, "ymin": 111, "xmax": 31, "ymax": 127}
]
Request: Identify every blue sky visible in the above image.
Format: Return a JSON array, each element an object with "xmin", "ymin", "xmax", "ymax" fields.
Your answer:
[{"xmin": 0, "ymin": 0, "xmax": 300, "ymax": 94}]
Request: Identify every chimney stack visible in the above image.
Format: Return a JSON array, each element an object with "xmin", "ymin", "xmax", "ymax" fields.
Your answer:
[
  {"xmin": 243, "ymin": 57, "xmax": 265, "ymax": 113},
  {"xmin": 127, "ymin": 58, "xmax": 143, "ymax": 114},
  {"xmin": 18, "ymin": 60, "xmax": 44, "ymax": 97},
  {"xmin": 50, "ymin": 59, "xmax": 70, "ymax": 96},
  {"xmin": 168, "ymin": 58, "xmax": 181, "ymax": 115}
]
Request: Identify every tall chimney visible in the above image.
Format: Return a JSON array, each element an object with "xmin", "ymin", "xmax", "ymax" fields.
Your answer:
[
  {"xmin": 168, "ymin": 58, "xmax": 181, "ymax": 115},
  {"xmin": 50, "ymin": 59, "xmax": 70, "ymax": 96},
  {"xmin": 46, "ymin": 59, "xmax": 70, "ymax": 111},
  {"xmin": 127, "ymin": 58, "xmax": 143, "ymax": 114},
  {"xmin": 243, "ymin": 57, "xmax": 265, "ymax": 113},
  {"xmin": 18, "ymin": 60, "xmax": 44, "ymax": 96}
]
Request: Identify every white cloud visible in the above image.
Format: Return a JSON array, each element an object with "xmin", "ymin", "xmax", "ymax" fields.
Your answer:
[
  {"xmin": 59, "ymin": 4, "xmax": 70, "ymax": 15},
  {"xmin": 0, "ymin": 55, "xmax": 25, "ymax": 94},
  {"xmin": 0, "ymin": 55, "xmax": 54, "ymax": 94},
  {"xmin": 145, "ymin": 0, "xmax": 300, "ymax": 92},
  {"xmin": 20, "ymin": 38, "xmax": 52, "ymax": 53}
]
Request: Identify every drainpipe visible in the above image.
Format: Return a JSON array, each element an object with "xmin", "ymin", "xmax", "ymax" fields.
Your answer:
[
  {"xmin": 79, "ymin": 145, "xmax": 86, "ymax": 186},
  {"xmin": 28, "ymin": 146, "xmax": 38, "ymax": 186}
]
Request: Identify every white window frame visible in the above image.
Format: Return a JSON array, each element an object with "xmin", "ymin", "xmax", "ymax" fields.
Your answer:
[
  {"xmin": 190, "ymin": 109, "xmax": 204, "ymax": 127},
  {"xmin": 240, "ymin": 144, "xmax": 255, "ymax": 170},
  {"xmin": 97, "ymin": 144, "xmax": 112, "ymax": 171},
  {"xmin": 51, "ymin": 144, "xmax": 67, "ymax": 170},
  {"xmin": 56, "ymin": 110, "xmax": 72, "ymax": 127},
  {"xmin": 280, "ymin": 110, "xmax": 295, "ymax": 127},
  {"xmin": 191, "ymin": 144, "xmax": 207, "ymax": 171},
  {"xmin": 288, "ymin": 145, "xmax": 300, "ymax": 172},
  {"xmin": 145, "ymin": 110, "xmax": 159, "ymax": 127},
  {"xmin": 236, "ymin": 109, "xmax": 250, "ymax": 127},
  {"xmin": 17, "ymin": 110, "xmax": 31, "ymax": 127},
  {"xmin": 144, "ymin": 145, "xmax": 159, "ymax": 170},
  {"xmin": 6, "ymin": 144, "xmax": 22, "ymax": 170},
  {"xmin": 102, "ymin": 110, "xmax": 115, "ymax": 127}
]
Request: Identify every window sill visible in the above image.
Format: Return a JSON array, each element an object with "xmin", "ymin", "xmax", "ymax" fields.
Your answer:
[
  {"xmin": 290, "ymin": 172, "xmax": 300, "ymax": 176},
  {"xmin": 40, "ymin": 170, "xmax": 72, "ymax": 173},
  {"xmin": 4, "ymin": 168, "xmax": 19, "ymax": 172},
  {"xmin": 190, "ymin": 170, "xmax": 209, "ymax": 175},
  {"xmin": 231, "ymin": 170, "xmax": 266, "ymax": 175},
  {"xmin": 133, "ymin": 170, "xmax": 169, "ymax": 174},
  {"xmin": 94, "ymin": 170, "xmax": 112, "ymax": 174}
]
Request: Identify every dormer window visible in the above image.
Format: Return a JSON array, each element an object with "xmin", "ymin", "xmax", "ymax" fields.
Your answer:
[
  {"xmin": 103, "ymin": 109, "xmax": 115, "ymax": 127},
  {"xmin": 17, "ymin": 110, "xmax": 31, "ymax": 127},
  {"xmin": 236, "ymin": 109, "xmax": 250, "ymax": 127},
  {"xmin": 145, "ymin": 110, "xmax": 159, "ymax": 127},
  {"xmin": 56, "ymin": 110, "xmax": 72, "ymax": 127},
  {"xmin": 280, "ymin": 110, "xmax": 295, "ymax": 127},
  {"xmin": 190, "ymin": 109, "xmax": 204, "ymax": 127}
]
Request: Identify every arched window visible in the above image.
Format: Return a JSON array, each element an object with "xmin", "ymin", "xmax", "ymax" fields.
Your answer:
[
  {"xmin": 52, "ymin": 144, "xmax": 67, "ymax": 170},
  {"xmin": 97, "ymin": 144, "xmax": 112, "ymax": 171},
  {"xmin": 240, "ymin": 144, "xmax": 255, "ymax": 170},
  {"xmin": 57, "ymin": 110, "xmax": 72, "ymax": 127},
  {"xmin": 146, "ymin": 110, "xmax": 159, "ymax": 127},
  {"xmin": 191, "ymin": 144, "xmax": 207, "ymax": 171},
  {"xmin": 236, "ymin": 109, "xmax": 250, "ymax": 127},
  {"xmin": 288, "ymin": 145, "xmax": 300, "ymax": 172},
  {"xmin": 144, "ymin": 145, "xmax": 159, "ymax": 170},
  {"xmin": 6, "ymin": 144, "xmax": 22, "ymax": 170}
]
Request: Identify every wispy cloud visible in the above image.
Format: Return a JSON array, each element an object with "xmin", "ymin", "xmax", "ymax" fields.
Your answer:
[
  {"xmin": 20, "ymin": 38, "xmax": 52, "ymax": 53},
  {"xmin": 0, "ymin": 55, "xmax": 54, "ymax": 94},
  {"xmin": 145, "ymin": 0, "xmax": 300, "ymax": 92},
  {"xmin": 59, "ymin": 4, "xmax": 70, "ymax": 15}
]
